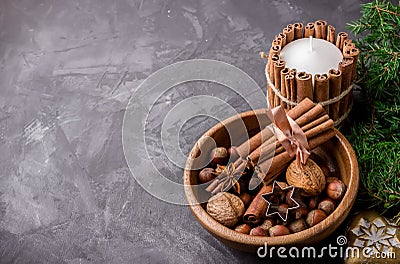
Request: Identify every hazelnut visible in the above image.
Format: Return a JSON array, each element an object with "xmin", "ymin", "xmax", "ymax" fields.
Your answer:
[
  {"xmin": 326, "ymin": 176, "xmax": 339, "ymax": 185},
  {"xmin": 292, "ymin": 207, "xmax": 309, "ymax": 219},
  {"xmin": 318, "ymin": 198, "xmax": 336, "ymax": 215},
  {"xmin": 250, "ymin": 226, "xmax": 267, "ymax": 236},
  {"xmin": 259, "ymin": 219, "xmax": 276, "ymax": 232},
  {"xmin": 269, "ymin": 225, "xmax": 290, "ymax": 237},
  {"xmin": 306, "ymin": 209, "xmax": 327, "ymax": 227},
  {"xmin": 210, "ymin": 147, "xmax": 229, "ymax": 166},
  {"xmin": 288, "ymin": 218, "xmax": 308, "ymax": 233},
  {"xmin": 326, "ymin": 179, "xmax": 346, "ymax": 200},
  {"xmin": 235, "ymin": 223, "xmax": 252, "ymax": 234},
  {"xmin": 206, "ymin": 192, "xmax": 245, "ymax": 227},
  {"xmin": 239, "ymin": 193, "xmax": 252, "ymax": 207},
  {"xmin": 308, "ymin": 197, "xmax": 319, "ymax": 210},
  {"xmin": 199, "ymin": 168, "xmax": 216, "ymax": 183},
  {"xmin": 286, "ymin": 159, "xmax": 326, "ymax": 196}
]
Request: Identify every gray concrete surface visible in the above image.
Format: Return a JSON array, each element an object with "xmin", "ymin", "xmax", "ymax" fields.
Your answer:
[{"xmin": 0, "ymin": 0, "xmax": 364, "ymax": 263}]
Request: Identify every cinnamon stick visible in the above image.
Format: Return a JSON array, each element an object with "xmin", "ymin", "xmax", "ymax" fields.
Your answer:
[
  {"xmin": 301, "ymin": 114, "xmax": 329, "ymax": 132},
  {"xmin": 283, "ymin": 24, "xmax": 294, "ymax": 43},
  {"xmin": 295, "ymin": 103, "xmax": 325, "ymax": 127},
  {"xmin": 259, "ymin": 129, "xmax": 336, "ymax": 184},
  {"xmin": 336, "ymin": 32, "xmax": 348, "ymax": 50},
  {"xmin": 257, "ymin": 113, "xmax": 332, "ymax": 164},
  {"xmin": 277, "ymin": 32, "xmax": 287, "ymax": 47},
  {"xmin": 314, "ymin": 73, "xmax": 330, "ymax": 114},
  {"xmin": 293, "ymin": 23, "xmax": 303, "ymax": 40},
  {"xmin": 243, "ymin": 185, "xmax": 272, "ymax": 224},
  {"xmin": 280, "ymin": 68, "xmax": 290, "ymax": 108},
  {"xmin": 236, "ymin": 98, "xmax": 315, "ymax": 166},
  {"xmin": 344, "ymin": 47, "xmax": 359, "ymax": 81},
  {"xmin": 338, "ymin": 57, "xmax": 354, "ymax": 116},
  {"xmin": 267, "ymin": 52, "xmax": 281, "ymax": 107},
  {"xmin": 245, "ymin": 129, "xmax": 336, "ymax": 223},
  {"xmin": 315, "ymin": 20, "xmax": 327, "ymax": 39},
  {"xmin": 343, "ymin": 40, "xmax": 355, "ymax": 54},
  {"xmin": 327, "ymin": 25, "xmax": 336, "ymax": 44},
  {"xmin": 328, "ymin": 69, "xmax": 342, "ymax": 121},
  {"xmin": 273, "ymin": 60, "xmax": 286, "ymax": 107},
  {"xmin": 296, "ymin": 72, "xmax": 313, "ymax": 102},
  {"xmin": 304, "ymin": 22, "xmax": 315, "ymax": 38},
  {"xmin": 234, "ymin": 126, "xmax": 274, "ymax": 159}
]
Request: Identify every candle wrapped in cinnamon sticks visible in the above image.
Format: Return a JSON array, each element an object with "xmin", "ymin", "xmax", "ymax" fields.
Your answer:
[{"xmin": 263, "ymin": 21, "xmax": 358, "ymax": 126}]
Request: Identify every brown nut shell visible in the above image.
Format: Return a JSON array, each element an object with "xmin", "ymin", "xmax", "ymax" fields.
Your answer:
[
  {"xmin": 286, "ymin": 159, "xmax": 326, "ymax": 196},
  {"xmin": 269, "ymin": 225, "xmax": 291, "ymax": 237},
  {"xmin": 318, "ymin": 198, "xmax": 336, "ymax": 215},
  {"xmin": 206, "ymin": 192, "xmax": 245, "ymax": 227},
  {"xmin": 326, "ymin": 179, "xmax": 346, "ymax": 200},
  {"xmin": 250, "ymin": 226, "xmax": 267, "ymax": 236},
  {"xmin": 306, "ymin": 209, "xmax": 327, "ymax": 227},
  {"xmin": 199, "ymin": 168, "xmax": 216, "ymax": 183},
  {"xmin": 288, "ymin": 218, "xmax": 308, "ymax": 233},
  {"xmin": 210, "ymin": 147, "xmax": 229, "ymax": 166}
]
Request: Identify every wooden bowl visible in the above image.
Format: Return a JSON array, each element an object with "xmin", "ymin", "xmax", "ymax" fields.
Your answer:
[{"xmin": 183, "ymin": 109, "xmax": 359, "ymax": 252}]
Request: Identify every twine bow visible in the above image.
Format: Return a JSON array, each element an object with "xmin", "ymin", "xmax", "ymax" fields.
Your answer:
[{"xmin": 266, "ymin": 106, "xmax": 310, "ymax": 167}]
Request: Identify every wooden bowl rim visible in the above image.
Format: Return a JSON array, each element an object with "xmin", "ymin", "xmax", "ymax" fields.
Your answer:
[{"xmin": 183, "ymin": 109, "xmax": 359, "ymax": 247}]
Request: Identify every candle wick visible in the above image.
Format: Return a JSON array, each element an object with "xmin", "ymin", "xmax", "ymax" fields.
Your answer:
[{"xmin": 309, "ymin": 36, "xmax": 313, "ymax": 52}]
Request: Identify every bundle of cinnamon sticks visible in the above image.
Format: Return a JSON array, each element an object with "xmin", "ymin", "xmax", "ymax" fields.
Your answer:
[
  {"xmin": 230, "ymin": 98, "xmax": 336, "ymax": 224},
  {"xmin": 263, "ymin": 20, "xmax": 359, "ymax": 125}
]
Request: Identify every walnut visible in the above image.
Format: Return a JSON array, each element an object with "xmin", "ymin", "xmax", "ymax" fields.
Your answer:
[
  {"xmin": 286, "ymin": 159, "xmax": 326, "ymax": 196},
  {"xmin": 206, "ymin": 192, "xmax": 245, "ymax": 227}
]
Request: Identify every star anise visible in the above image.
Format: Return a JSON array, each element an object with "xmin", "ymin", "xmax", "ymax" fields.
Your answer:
[{"xmin": 206, "ymin": 163, "xmax": 245, "ymax": 195}]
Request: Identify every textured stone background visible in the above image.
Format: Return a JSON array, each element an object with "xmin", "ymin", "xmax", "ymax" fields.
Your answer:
[{"xmin": 0, "ymin": 0, "xmax": 364, "ymax": 263}]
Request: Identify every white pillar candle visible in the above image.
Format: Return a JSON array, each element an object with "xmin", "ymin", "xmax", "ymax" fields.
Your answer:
[{"xmin": 280, "ymin": 37, "xmax": 343, "ymax": 76}]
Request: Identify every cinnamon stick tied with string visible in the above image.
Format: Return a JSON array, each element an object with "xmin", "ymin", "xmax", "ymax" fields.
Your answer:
[
  {"xmin": 232, "ymin": 99, "xmax": 315, "ymax": 169},
  {"xmin": 327, "ymin": 25, "xmax": 336, "ymax": 44},
  {"xmin": 273, "ymin": 59, "xmax": 286, "ymax": 107},
  {"xmin": 296, "ymin": 72, "xmax": 313, "ymax": 102},
  {"xmin": 328, "ymin": 69, "xmax": 342, "ymax": 121},
  {"xmin": 315, "ymin": 20, "xmax": 327, "ymax": 39},
  {"xmin": 280, "ymin": 68, "xmax": 290, "ymax": 108},
  {"xmin": 293, "ymin": 22, "xmax": 303, "ymax": 40},
  {"xmin": 304, "ymin": 22, "xmax": 315, "ymax": 38},
  {"xmin": 338, "ymin": 57, "xmax": 354, "ymax": 116},
  {"xmin": 283, "ymin": 24, "xmax": 294, "ymax": 43},
  {"xmin": 314, "ymin": 73, "xmax": 330, "ymax": 114},
  {"xmin": 336, "ymin": 32, "xmax": 348, "ymax": 50},
  {"xmin": 243, "ymin": 100, "xmax": 336, "ymax": 223},
  {"xmin": 267, "ymin": 51, "xmax": 281, "ymax": 107},
  {"xmin": 285, "ymin": 74, "xmax": 296, "ymax": 110}
]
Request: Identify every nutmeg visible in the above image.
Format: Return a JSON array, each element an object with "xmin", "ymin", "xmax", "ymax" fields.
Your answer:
[
  {"xmin": 318, "ymin": 198, "xmax": 336, "ymax": 215},
  {"xmin": 206, "ymin": 192, "xmax": 245, "ymax": 227},
  {"xmin": 326, "ymin": 179, "xmax": 346, "ymax": 200},
  {"xmin": 288, "ymin": 218, "xmax": 308, "ymax": 233},
  {"xmin": 235, "ymin": 223, "xmax": 252, "ymax": 234},
  {"xmin": 199, "ymin": 168, "xmax": 216, "ymax": 183},
  {"xmin": 306, "ymin": 209, "xmax": 327, "ymax": 227},
  {"xmin": 286, "ymin": 159, "xmax": 326, "ymax": 196},
  {"xmin": 269, "ymin": 225, "xmax": 290, "ymax": 237},
  {"xmin": 210, "ymin": 147, "xmax": 229, "ymax": 166},
  {"xmin": 250, "ymin": 226, "xmax": 267, "ymax": 236}
]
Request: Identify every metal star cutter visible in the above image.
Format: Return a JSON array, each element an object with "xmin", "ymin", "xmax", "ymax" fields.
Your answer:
[{"xmin": 261, "ymin": 180, "xmax": 300, "ymax": 222}]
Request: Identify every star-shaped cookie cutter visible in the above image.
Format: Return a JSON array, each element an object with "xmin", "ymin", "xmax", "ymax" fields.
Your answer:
[{"xmin": 261, "ymin": 180, "xmax": 300, "ymax": 222}]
